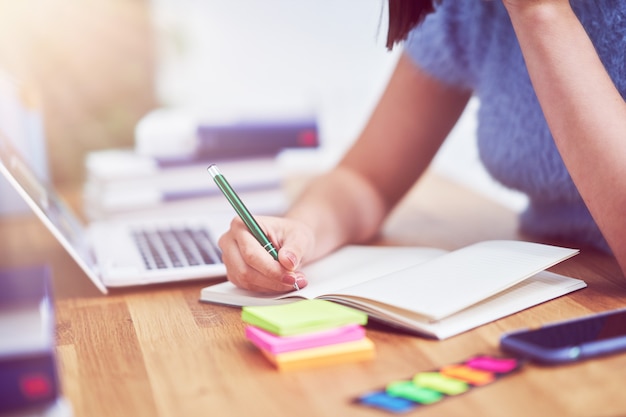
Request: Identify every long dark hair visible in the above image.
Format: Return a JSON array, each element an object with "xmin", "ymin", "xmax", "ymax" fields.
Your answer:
[{"xmin": 386, "ymin": 0, "xmax": 439, "ymax": 50}]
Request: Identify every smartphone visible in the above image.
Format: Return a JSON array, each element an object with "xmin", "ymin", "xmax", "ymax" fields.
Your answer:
[{"xmin": 500, "ymin": 308, "xmax": 626, "ymax": 364}]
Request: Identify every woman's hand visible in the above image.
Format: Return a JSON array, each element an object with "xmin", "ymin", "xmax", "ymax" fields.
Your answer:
[
  {"xmin": 218, "ymin": 215, "xmax": 314, "ymax": 293},
  {"xmin": 217, "ymin": 53, "xmax": 471, "ymax": 293}
]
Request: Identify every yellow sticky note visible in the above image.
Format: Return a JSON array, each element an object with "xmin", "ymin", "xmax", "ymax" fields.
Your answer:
[
  {"xmin": 242, "ymin": 299, "xmax": 367, "ymax": 336},
  {"xmin": 261, "ymin": 337, "xmax": 375, "ymax": 371},
  {"xmin": 413, "ymin": 372, "xmax": 469, "ymax": 396}
]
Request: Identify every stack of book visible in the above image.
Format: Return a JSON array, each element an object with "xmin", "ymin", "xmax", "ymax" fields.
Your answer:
[
  {"xmin": 83, "ymin": 152, "xmax": 289, "ymax": 220},
  {"xmin": 83, "ymin": 114, "xmax": 319, "ymax": 220},
  {"xmin": 242, "ymin": 299, "xmax": 375, "ymax": 371}
]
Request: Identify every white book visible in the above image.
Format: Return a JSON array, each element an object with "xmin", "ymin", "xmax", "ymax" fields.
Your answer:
[
  {"xmin": 200, "ymin": 240, "xmax": 585, "ymax": 339},
  {"xmin": 84, "ymin": 149, "xmax": 283, "ymax": 191},
  {"xmin": 82, "ymin": 187, "xmax": 289, "ymax": 221},
  {"xmin": 82, "ymin": 149, "xmax": 288, "ymax": 219},
  {"xmin": 82, "ymin": 181, "xmax": 287, "ymax": 214}
]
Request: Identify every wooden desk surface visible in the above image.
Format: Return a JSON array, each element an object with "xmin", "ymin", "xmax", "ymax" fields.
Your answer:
[{"xmin": 2, "ymin": 172, "xmax": 626, "ymax": 417}]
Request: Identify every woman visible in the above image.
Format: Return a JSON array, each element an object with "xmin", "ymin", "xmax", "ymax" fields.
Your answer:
[{"xmin": 218, "ymin": 0, "xmax": 626, "ymax": 292}]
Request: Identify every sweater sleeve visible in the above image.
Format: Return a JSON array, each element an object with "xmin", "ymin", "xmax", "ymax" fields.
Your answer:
[{"xmin": 402, "ymin": 0, "xmax": 489, "ymax": 91}]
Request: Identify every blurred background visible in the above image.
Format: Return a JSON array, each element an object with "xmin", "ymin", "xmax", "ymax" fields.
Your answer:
[
  {"xmin": 0, "ymin": 0, "xmax": 527, "ymax": 211},
  {"xmin": 0, "ymin": 0, "xmax": 156, "ymax": 187}
]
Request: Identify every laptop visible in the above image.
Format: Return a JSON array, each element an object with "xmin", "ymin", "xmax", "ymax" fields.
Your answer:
[{"xmin": 0, "ymin": 84, "xmax": 228, "ymax": 294}]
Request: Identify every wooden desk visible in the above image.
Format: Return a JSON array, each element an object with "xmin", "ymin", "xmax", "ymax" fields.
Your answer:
[{"xmin": 1, "ymin": 172, "xmax": 625, "ymax": 417}]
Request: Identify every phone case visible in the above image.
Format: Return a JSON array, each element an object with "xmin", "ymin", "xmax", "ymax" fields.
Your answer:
[{"xmin": 500, "ymin": 308, "xmax": 626, "ymax": 364}]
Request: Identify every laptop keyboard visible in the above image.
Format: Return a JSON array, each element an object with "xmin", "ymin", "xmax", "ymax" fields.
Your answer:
[{"xmin": 131, "ymin": 227, "xmax": 222, "ymax": 270}]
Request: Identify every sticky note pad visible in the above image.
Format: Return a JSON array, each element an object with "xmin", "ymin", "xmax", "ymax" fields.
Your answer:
[
  {"xmin": 412, "ymin": 372, "xmax": 469, "ymax": 396},
  {"xmin": 245, "ymin": 323, "xmax": 365, "ymax": 354},
  {"xmin": 465, "ymin": 356, "xmax": 520, "ymax": 373},
  {"xmin": 355, "ymin": 355, "xmax": 524, "ymax": 413},
  {"xmin": 241, "ymin": 299, "xmax": 368, "ymax": 336},
  {"xmin": 358, "ymin": 391, "xmax": 417, "ymax": 413},
  {"xmin": 261, "ymin": 337, "xmax": 375, "ymax": 371},
  {"xmin": 386, "ymin": 381, "xmax": 443, "ymax": 404},
  {"xmin": 440, "ymin": 364, "xmax": 495, "ymax": 386}
]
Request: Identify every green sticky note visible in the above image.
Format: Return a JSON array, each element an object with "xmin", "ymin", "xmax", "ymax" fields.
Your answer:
[
  {"xmin": 386, "ymin": 381, "xmax": 443, "ymax": 404},
  {"xmin": 241, "ymin": 299, "xmax": 368, "ymax": 336},
  {"xmin": 413, "ymin": 372, "xmax": 469, "ymax": 396}
]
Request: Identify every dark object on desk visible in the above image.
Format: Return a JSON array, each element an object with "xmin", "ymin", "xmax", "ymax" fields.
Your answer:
[
  {"xmin": 158, "ymin": 118, "xmax": 319, "ymax": 167},
  {"xmin": 0, "ymin": 265, "xmax": 61, "ymax": 414},
  {"xmin": 500, "ymin": 307, "xmax": 626, "ymax": 364}
]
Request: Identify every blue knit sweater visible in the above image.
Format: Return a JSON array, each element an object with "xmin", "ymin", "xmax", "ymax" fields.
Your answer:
[{"xmin": 404, "ymin": 0, "xmax": 626, "ymax": 252}]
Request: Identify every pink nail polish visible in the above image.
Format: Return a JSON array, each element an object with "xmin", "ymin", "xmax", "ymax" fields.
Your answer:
[
  {"xmin": 281, "ymin": 275, "xmax": 296, "ymax": 285},
  {"xmin": 295, "ymin": 276, "xmax": 307, "ymax": 288},
  {"xmin": 283, "ymin": 251, "xmax": 298, "ymax": 269}
]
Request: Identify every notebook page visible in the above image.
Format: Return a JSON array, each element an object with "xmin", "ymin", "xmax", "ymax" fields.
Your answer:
[
  {"xmin": 296, "ymin": 246, "xmax": 445, "ymax": 299},
  {"xmin": 328, "ymin": 240, "xmax": 579, "ymax": 321},
  {"xmin": 200, "ymin": 245, "xmax": 445, "ymax": 307},
  {"xmin": 325, "ymin": 271, "xmax": 585, "ymax": 339},
  {"xmin": 424, "ymin": 271, "xmax": 586, "ymax": 339}
]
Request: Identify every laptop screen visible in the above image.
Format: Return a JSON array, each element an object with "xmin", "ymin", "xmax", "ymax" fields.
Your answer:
[{"xmin": 0, "ymin": 76, "xmax": 96, "ymax": 273}]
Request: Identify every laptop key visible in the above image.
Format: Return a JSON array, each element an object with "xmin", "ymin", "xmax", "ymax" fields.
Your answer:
[{"xmin": 132, "ymin": 226, "xmax": 222, "ymax": 270}]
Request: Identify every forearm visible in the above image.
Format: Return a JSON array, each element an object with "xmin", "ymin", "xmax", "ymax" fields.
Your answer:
[
  {"xmin": 505, "ymin": 3, "xmax": 625, "ymax": 146},
  {"xmin": 285, "ymin": 54, "xmax": 470, "ymax": 262},
  {"xmin": 505, "ymin": 2, "xmax": 626, "ymax": 267},
  {"xmin": 285, "ymin": 166, "xmax": 388, "ymax": 262}
]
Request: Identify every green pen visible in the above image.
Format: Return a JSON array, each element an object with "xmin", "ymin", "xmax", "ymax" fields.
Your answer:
[{"xmin": 207, "ymin": 164, "xmax": 279, "ymax": 261}]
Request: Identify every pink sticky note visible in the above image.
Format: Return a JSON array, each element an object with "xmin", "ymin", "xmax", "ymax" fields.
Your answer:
[
  {"xmin": 245, "ymin": 323, "xmax": 365, "ymax": 354},
  {"xmin": 465, "ymin": 356, "xmax": 519, "ymax": 373},
  {"xmin": 262, "ymin": 338, "xmax": 375, "ymax": 371}
]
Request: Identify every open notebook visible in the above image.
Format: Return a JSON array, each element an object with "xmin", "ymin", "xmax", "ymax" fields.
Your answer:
[{"xmin": 200, "ymin": 241, "xmax": 586, "ymax": 339}]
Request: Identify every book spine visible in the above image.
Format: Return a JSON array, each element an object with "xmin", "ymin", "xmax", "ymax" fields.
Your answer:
[
  {"xmin": 0, "ymin": 353, "xmax": 60, "ymax": 413},
  {"xmin": 156, "ymin": 119, "xmax": 319, "ymax": 166},
  {"xmin": 82, "ymin": 188, "xmax": 289, "ymax": 220},
  {"xmin": 0, "ymin": 266, "xmax": 61, "ymax": 413}
]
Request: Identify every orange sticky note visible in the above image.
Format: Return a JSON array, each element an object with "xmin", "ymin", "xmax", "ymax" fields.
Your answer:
[
  {"xmin": 440, "ymin": 364, "xmax": 495, "ymax": 386},
  {"xmin": 260, "ymin": 337, "xmax": 375, "ymax": 371}
]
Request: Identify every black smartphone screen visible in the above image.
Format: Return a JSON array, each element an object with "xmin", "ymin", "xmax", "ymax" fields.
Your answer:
[{"xmin": 500, "ymin": 308, "xmax": 626, "ymax": 364}]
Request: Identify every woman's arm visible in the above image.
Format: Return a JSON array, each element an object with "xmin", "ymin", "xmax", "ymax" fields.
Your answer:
[
  {"xmin": 285, "ymin": 53, "xmax": 471, "ymax": 262},
  {"xmin": 217, "ymin": 53, "xmax": 471, "ymax": 292},
  {"xmin": 503, "ymin": 1, "xmax": 626, "ymax": 274}
]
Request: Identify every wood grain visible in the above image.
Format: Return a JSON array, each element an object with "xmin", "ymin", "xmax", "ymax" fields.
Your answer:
[{"xmin": 1, "ymin": 172, "xmax": 625, "ymax": 417}]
